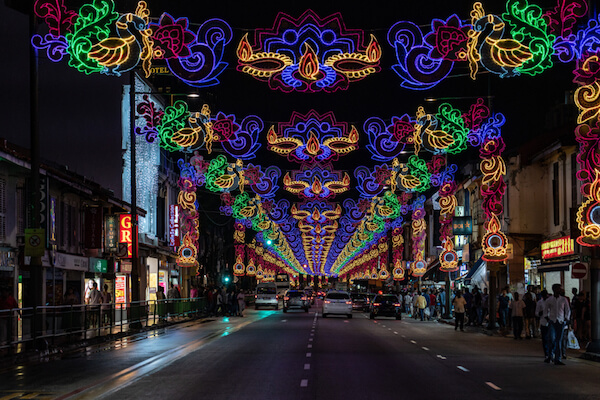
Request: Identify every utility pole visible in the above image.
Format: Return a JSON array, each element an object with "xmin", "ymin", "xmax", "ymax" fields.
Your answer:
[
  {"xmin": 486, "ymin": 262, "xmax": 499, "ymax": 330},
  {"xmin": 129, "ymin": 71, "xmax": 140, "ymax": 305},
  {"xmin": 29, "ymin": 4, "xmax": 43, "ymax": 308}
]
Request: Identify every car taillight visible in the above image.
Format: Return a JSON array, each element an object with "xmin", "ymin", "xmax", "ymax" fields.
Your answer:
[
  {"xmin": 284, "ymin": 296, "xmax": 290, "ymax": 301},
  {"xmin": 255, "ymin": 295, "xmax": 257, "ymax": 299},
  {"xmin": 373, "ymin": 303, "xmax": 381, "ymax": 306},
  {"xmin": 324, "ymin": 300, "xmax": 331, "ymax": 304},
  {"xmin": 345, "ymin": 301, "xmax": 352, "ymax": 305},
  {"xmin": 301, "ymin": 297, "xmax": 307, "ymax": 301},
  {"xmin": 394, "ymin": 303, "xmax": 401, "ymax": 307}
]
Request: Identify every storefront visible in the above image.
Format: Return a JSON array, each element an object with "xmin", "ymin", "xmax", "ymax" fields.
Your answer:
[{"xmin": 539, "ymin": 236, "xmax": 582, "ymax": 295}]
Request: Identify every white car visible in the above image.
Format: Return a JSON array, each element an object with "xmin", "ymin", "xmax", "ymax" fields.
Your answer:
[
  {"xmin": 322, "ymin": 291, "xmax": 352, "ymax": 318},
  {"xmin": 255, "ymin": 282, "xmax": 279, "ymax": 310}
]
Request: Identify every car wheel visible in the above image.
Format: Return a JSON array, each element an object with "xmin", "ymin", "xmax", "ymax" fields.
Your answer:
[
  {"xmin": 396, "ymin": 315, "xmax": 401, "ymax": 320},
  {"xmin": 369, "ymin": 313, "xmax": 374, "ymax": 320},
  {"xmin": 275, "ymin": 305, "xmax": 279, "ymax": 310},
  {"xmin": 348, "ymin": 314, "xmax": 353, "ymax": 319},
  {"xmin": 255, "ymin": 306, "xmax": 259, "ymax": 310},
  {"xmin": 323, "ymin": 313, "xmax": 327, "ymax": 318},
  {"xmin": 304, "ymin": 308, "xmax": 309, "ymax": 312},
  {"xmin": 283, "ymin": 308, "xmax": 287, "ymax": 313}
]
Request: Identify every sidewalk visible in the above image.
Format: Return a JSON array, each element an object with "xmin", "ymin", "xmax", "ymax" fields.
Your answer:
[{"xmin": 435, "ymin": 316, "xmax": 592, "ymax": 361}]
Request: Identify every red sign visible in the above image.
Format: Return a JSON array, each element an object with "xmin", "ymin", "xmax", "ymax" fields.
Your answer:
[
  {"xmin": 115, "ymin": 275, "xmax": 127, "ymax": 309},
  {"xmin": 119, "ymin": 214, "xmax": 135, "ymax": 257},
  {"xmin": 572, "ymin": 262, "xmax": 588, "ymax": 280},
  {"xmin": 169, "ymin": 205, "xmax": 180, "ymax": 248},
  {"xmin": 541, "ymin": 236, "xmax": 575, "ymax": 259}
]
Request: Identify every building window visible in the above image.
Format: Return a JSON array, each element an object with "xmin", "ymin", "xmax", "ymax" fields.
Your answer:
[{"xmin": 553, "ymin": 162, "xmax": 559, "ymax": 226}]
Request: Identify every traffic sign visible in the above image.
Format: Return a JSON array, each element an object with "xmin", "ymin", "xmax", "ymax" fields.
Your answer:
[
  {"xmin": 572, "ymin": 262, "xmax": 588, "ymax": 280},
  {"xmin": 25, "ymin": 228, "xmax": 45, "ymax": 257}
]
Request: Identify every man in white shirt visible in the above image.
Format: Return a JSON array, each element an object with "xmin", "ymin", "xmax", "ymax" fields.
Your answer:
[
  {"xmin": 545, "ymin": 284, "xmax": 571, "ymax": 365},
  {"xmin": 535, "ymin": 290, "xmax": 550, "ymax": 362}
]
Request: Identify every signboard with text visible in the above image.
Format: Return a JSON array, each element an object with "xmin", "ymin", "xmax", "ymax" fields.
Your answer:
[
  {"xmin": 452, "ymin": 217, "xmax": 473, "ymax": 235},
  {"xmin": 169, "ymin": 205, "xmax": 180, "ymax": 248},
  {"xmin": 541, "ymin": 236, "xmax": 575, "ymax": 259},
  {"xmin": 115, "ymin": 275, "xmax": 127, "ymax": 309},
  {"xmin": 119, "ymin": 214, "xmax": 136, "ymax": 257},
  {"xmin": 105, "ymin": 215, "xmax": 118, "ymax": 252}
]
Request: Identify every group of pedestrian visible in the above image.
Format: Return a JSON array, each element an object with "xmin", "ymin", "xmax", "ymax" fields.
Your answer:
[
  {"xmin": 84, "ymin": 281, "xmax": 113, "ymax": 328},
  {"xmin": 206, "ymin": 286, "xmax": 246, "ymax": 317}
]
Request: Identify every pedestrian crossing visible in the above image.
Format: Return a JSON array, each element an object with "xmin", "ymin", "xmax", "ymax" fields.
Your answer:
[{"xmin": 0, "ymin": 392, "xmax": 54, "ymax": 400}]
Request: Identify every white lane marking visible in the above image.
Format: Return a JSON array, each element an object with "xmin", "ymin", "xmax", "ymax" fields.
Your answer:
[
  {"xmin": 422, "ymin": 347, "xmax": 430, "ymax": 351},
  {"xmin": 410, "ymin": 340, "xmax": 417, "ymax": 344},
  {"xmin": 304, "ymin": 364, "xmax": 310, "ymax": 370},
  {"xmin": 306, "ymin": 352, "xmax": 312, "ymax": 358},
  {"xmin": 437, "ymin": 355, "xmax": 447, "ymax": 360},
  {"xmin": 310, "ymin": 333, "xmax": 314, "ymax": 336},
  {"xmin": 402, "ymin": 335, "xmax": 406, "ymax": 338},
  {"xmin": 394, "ymin": 332, "xmax": 398, "ymax": 335},
  {"xmin": 486, "ymin": 382, "xmax": 501, "ymax": 391},
  {"xmin": 281, "ymin": 320, "xmax": 287, "ymax": 322},
  {"xmin": 382, "ymin": 325, "xmax": 387, "ymax": 328},
  {"xmin": 457, "ymin": 366, "xmax": 469, "ymax": 372},
  {"xmin": 300, "ymin": 379, "xmax": 308, "ymax": 387},
  {"xmin": 309, "ymin": 338, "xmax": 313, "ymax": 341},
  {"xmin": 307, "ymin": 344, "xmax": 313, "ymax": 348},
  {"xmin": 344, "ymin": 320, "xmax": 349, "ymax": 323},
  {"xmin": 388, "ymin": 328, "xmax": 392, "ymax": 331}
]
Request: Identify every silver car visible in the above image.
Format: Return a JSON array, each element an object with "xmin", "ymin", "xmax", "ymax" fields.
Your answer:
[
  {"xmin": 255, "ymin": 283, "xmax": 279, "ymax": 310},
  {"xmin": 322, "ymin": 291, "xmax": 352, "ymax": 318}
]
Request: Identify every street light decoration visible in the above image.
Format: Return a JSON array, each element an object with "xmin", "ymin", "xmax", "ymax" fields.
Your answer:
[
  {"xmin": 31, "ymin": 0, "xmax": 78, "ymax": 62},
  {"xmin": 236, "ymin": 10, "xmax": 381, "ymax": 93}
]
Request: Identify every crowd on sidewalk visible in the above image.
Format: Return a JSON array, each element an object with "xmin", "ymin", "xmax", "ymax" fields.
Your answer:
[{"xmin": 395, "ymin": 282, "xmax": 589, "ymax": 366}]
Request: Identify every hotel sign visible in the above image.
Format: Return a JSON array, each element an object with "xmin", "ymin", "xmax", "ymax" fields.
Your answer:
[
  {"xmin": 169, "ymin": 205, "xmax": 180, "ymax": 248},
  {"xmin": 541, "ymin": 236, "xmax": 575, "ymax": 260}
]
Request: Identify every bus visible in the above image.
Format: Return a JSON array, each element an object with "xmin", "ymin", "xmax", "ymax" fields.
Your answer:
[{"xmin": 275, "ymin": 274, "xmax": 290, "ymax": 296}]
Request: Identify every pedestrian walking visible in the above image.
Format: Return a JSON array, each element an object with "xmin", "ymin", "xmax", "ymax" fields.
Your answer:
[
  {"xmin": 472, "ymin": 287, "xmax": 482, "ymax": 326},
  {"xmin": 85, "ymin": 281, "xmax": 102, "ymax": 328},
  {"xmin": 216, "ymin": 288, "xmax": 224, "ymax": 316},
  {"xmin": 481, "ymin": 288, "xmax": 489, "ymax": 324},
  {"xmin": 156, "ymin": 285, "xmax": 166, "ymax": 322},
  {"xmin": 404, "ymin": 290, "xmax": 413, "ymax": 316},
  {"xmin": 497, "ymin": 289, "xmax": 510, "ymax": 329},
  {"xmin": 510, "ymin": 292, "xmax": 526, "ymax": 339},
  {"xmin": 453, "ymin": 290, "xmax": 467, "ymax": 331},
  {"xmin": 463, "ymin": 288, "xmax": 472, "ymax": 325},
  {"xmin": 237, "ymin": 290, "xmax": 246, "ymax": 317},
  {"xmin": 545, "ymin": 283, "xmax": 571, "ymax": 365},
  {"xmin": 536, "ymin": 290, "xmax": 550, "ymax": 361},
  {"xmin": 101, "ymin": 284, "xmax": 112, "ymax": 326},
  {"xmin": 416, "ymin": 292, "xmax": 427, "ymax": 321},
  {"xmin": 523, "ymin": 285, "xmax": 537, "ymax": 338}
]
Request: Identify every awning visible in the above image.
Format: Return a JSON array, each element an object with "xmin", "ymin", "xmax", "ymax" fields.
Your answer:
[
  {"xmin": 464, "ymin": 256, "xmax": 485, "ymax": 283},
  {"xmin": 537, "ymin": 261, "xmax": 571, "ymax": 273}
]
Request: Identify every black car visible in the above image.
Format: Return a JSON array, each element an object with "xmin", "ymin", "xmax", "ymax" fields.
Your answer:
[
  {"xmin": 369, "ymin": 294, "xmax": 402, "ymax": 320},
  {"xmin": 283, "ymin": 290, "xmax": 309, "ymax": 312},
  {"xmin": 350, "ymin": 293, "xmax": 368, "ymax": 311}
]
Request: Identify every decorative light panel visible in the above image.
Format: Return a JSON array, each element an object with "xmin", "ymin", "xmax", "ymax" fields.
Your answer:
[{"xmin": 236, "ymin": 10, "xmax": 381, "ymax": 93}]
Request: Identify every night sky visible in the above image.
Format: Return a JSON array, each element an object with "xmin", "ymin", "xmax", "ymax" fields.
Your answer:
[{"xmin": 0, "ymin": 0, "xmax": 578, "ymax": 199}]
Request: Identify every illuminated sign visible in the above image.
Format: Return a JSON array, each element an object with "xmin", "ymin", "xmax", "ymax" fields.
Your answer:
[
  {"xmin": 541, "ymin": 236, "xmax": 575, "ymax": 259},
  {"xmin": 169, "ymin": 205, "xmax": 180, "ymax": 248},
  {"xmin": 105, "ymin": 215, "xmax": 118, "ymax": 252},
  {"xmin": 115, "ymin": 275, "xmax": 127, "ymax": 309},
  {"xmin": 452, "ymin": 217, "xmax": 473, "ymax": 235},
  {"xmin": 119, "ymin": 214, "xmax": 133, "ymax": 257}
]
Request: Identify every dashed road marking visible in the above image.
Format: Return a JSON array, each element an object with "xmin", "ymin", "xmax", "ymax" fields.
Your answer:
[
  {"xmin": 410, "ymin": 340, "xmax": 417, "ymax": 344},
  {"xmin": 309, "ymin": 338, "xmax": 313, "ymax": 341},
  {"xmin": 307, "ymin": 344, "xmax": 312, "ymax": 348},
  {"xmin": 402, "ymin": 335, "xmax": 406, "ymax": 338},
  {"xmin": 394, "ymin": 332, "xmax": 398, "ymax": 334},
  {"xmin": 304, "ymin": 364, "xmax": 310, "ymax": 370},
  {"xmin": 382, "ymin": 325, "xmax": 386, "ymax": 328},
  {"xmin": 306, "ymin": 352, "xmax": 312, "ymax": 358},
  {"xmin": 457, "ymin": 366, "xmax": 469, "ymax": 372},
  {"xmin": 486, "ymin": 382, "xmax": 501, "ymax": 391},
  {"xmin": 281, "ymin": 320, "xmax": 287, "ymax": 322},
  {"xmin": 422, "ymin": 347, "xmax": 430, "ymax": 351},
  {"xmin": 437, "ymin": 355, "xmax": 447, "ymax": 360},
  {"xmin": 300, "ymin": 379, "xmax": 308, "ymax": 387},
  {"xmin": 388, "ymin": 328, "xmax": 392, "ymax": 331}
]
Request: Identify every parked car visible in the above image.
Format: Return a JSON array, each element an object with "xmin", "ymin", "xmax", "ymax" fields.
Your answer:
[
  {"xmin": 255, "ymin": 282, "xmax": 279, "ymax": 310},
  {"xmin": 350, "ymin": 293, "xmax": 368, "ymax": 311},
  {"xmin": 322, "ymin": 291, "xmax": 352, "ymax": 318},
  {"xmin": 283, "ymin": 290, "xmax": 309, "ymax": 312},
  {"xmin": 369, "ymin": 294, "xmax": 402, "ymax": 320}
]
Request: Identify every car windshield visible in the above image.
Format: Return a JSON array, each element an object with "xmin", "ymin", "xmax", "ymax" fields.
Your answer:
[
  {"xmin": 257, "ymin": 287, "xmax": 276, "ymax": 294},
  {"xmin": 287, "ymin": 292, "xmax": 303, "ymax": 297},
  {"xmin": 374, "ymin": 295, "xmax": 398, "ymax": 303},
  {"xmin": 326, "ymin": 293, "xmax": 350, "ymax": 300}
]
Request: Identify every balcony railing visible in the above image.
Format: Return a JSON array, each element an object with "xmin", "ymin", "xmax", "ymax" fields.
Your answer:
[{"xmin": 0, "ymin": 297, "xmax": 207, "ymax": 355}]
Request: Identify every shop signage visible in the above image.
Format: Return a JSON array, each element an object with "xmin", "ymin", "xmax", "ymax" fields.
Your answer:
[
  {"xmin": 105, "ymin": 215, "xmax": 118, "ymax": 252},
  {"xmin": 89, "ymin": 257, "xmax": 108, "ymax": 274},
  {"xmin": 84, "ymin": 207, "xmax": 103, "ymax": 249},
  {"xmin": 541, "ymin": 236, "xmax": 575, "ymax": 259},
  {"xmin": 49, "ymin": 197, "xmax": 57, "ymax": 245},
  {"xmin": 115, "ymin": 275, "xmax": 127, "ymax": 308},
  {"xmin": 119, "ymin": 214, "xmax": 133, "ymax": 257},
  {"xmin": 452, "ymin": 217, "xmax": 473, "ymax": 235},
  {"xmin": 120, "ymin": 261, "xmax": 132, "ymax": 274},
  {"xmin": 169, "ymin": 205, "xmax": 180, "ymax": 248}
]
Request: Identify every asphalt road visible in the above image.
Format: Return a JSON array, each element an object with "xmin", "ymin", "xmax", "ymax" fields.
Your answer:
[{"xmin": 1, "ymin": 301, "xmax": 599, "ymax": 400}]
